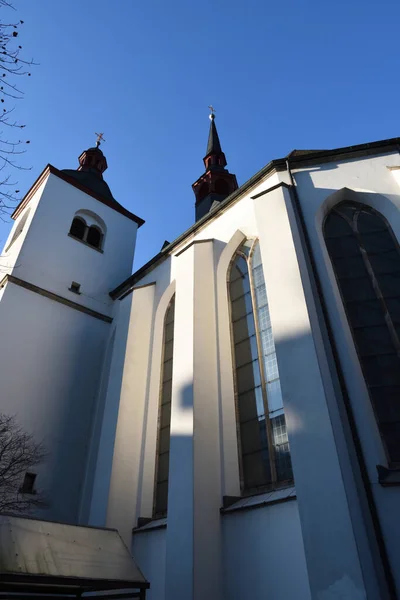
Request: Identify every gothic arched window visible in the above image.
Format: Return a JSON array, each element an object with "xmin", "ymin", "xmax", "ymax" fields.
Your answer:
[
  {"xmin": 154, "ymin": 296, "xmax": 175, "ymax": 517},
  {"xmin": 69, "ymin": 216, "xmax": 87, "ymax": 241},
  {"xmin": 229, "ymin": 240, "xmax": 292, "ymax": 492},
  {"xmin": 324, "ymin": 202, "xmax": 400, "ymax": 464}
]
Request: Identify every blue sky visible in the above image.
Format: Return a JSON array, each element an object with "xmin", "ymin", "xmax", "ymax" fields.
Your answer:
[{"xmin": 1, "ymin": 0, "xmax": 400, "ymax": 269}]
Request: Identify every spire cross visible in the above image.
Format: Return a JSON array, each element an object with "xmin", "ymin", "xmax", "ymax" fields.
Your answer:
[
  {"xmin": 208, "ymin": 105, "xmax": 215, "ymax": 120},
  {"xmin": 95, "ymin": 132, "xmax": 105, "ymax": 147}
]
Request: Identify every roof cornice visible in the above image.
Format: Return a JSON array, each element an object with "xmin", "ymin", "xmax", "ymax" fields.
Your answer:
[
  {"xmin": 110, "ymin": 135, "xmax": 400, "ymax": 299},
  {"xmin": 110, "ymin": 178, "xmax": 287, "ymax": 299},
  {"xmin": 285, "ymin": 137, "xmax": 400, "ymax": 168}
]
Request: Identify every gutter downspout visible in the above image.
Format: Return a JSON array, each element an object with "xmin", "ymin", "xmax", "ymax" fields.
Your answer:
[{"xmin": 286, "ymin": 158, "xmax": 397, "ymax": 600}]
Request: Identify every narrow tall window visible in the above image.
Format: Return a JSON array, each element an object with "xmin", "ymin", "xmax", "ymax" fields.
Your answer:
[
  {"xmin": 229, "ymin": 240, "xmax": 292, "ymax": 493},
  {"xmin": 154, "ymin": 296, "xmax": 175, "ymax": 517},
  {"xmin": 324, "ymin": 202, "xmax": 400, "ymax": 463}
]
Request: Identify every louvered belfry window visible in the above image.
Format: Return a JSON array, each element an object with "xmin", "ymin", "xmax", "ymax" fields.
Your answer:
[{"xmin": 324, "ymin": 202, "xmax": 400, "ymax": 463}]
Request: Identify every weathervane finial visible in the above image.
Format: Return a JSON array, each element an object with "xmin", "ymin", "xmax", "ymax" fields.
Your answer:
[
  {"xmin": 208, "ymin": 105, "xmax": 215, "ymax": 120},
  {"xmin": 95, "ymin": 132, "xmax": 105, "ymax": 147}
]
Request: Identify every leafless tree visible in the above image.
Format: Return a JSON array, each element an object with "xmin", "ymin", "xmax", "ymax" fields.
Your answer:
[
  {"xmin": 0, "ymin": 413, "xmax": 47, "ymax": 514},
  {"xmin": 0, "ymin": 0, "xmax": 34, "ymax": 221}
]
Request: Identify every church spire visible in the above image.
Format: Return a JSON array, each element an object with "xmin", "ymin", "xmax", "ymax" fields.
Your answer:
[
  {"xmin": 192, "ymin": 108, "xmax": 238, "ymax": 222},
  {"xmin": 206, "ymin": 111, "xmax": 222, "ymax": 157}
]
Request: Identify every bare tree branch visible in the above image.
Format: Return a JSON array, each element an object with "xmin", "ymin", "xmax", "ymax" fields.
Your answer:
[
  {"xmin": 0, "ymin": 413, "xmax": 47, "ymax": 514},
  {"xmin": 0, "ymin": 1, "xmax": 35, "ymax": 217}
]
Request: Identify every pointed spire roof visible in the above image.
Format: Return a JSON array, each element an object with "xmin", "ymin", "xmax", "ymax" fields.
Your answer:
[
  {"xmin": 202, "ymin": 109, "xmax": 227, "ymax": 170},
  {"xmin": 192, "ymin": 108, "xmax": 238, "ymax": 222},
  {"xmin": 206, "ymin": 114, "xmax": 222, "ymax": 156}
]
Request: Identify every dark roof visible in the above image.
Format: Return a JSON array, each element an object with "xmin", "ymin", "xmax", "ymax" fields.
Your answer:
[
  {"xmin": 86, "ymin": 146, "xmax": 104, "ymax": 154},
  {"xmin": 56, "ymin": 167, "xmax": 144, "ymax": 226},
  {"xmin": 12, "ymin": 164, "xmax": 145, "ymax": 227},
  {"xmin": 206, "ymin": 117, "xmax": 222, "ymax": 156},
  {"xmin": 110, "ymin": 135, "xmax": 400, "ymax": 299},
  {"xmin": 62, "ymin": 169, "xmax": 115, "ymax": 201}
]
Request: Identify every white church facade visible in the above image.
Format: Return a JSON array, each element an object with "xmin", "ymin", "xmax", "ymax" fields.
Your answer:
[{"xmin": 1, "ymin": 119, "xmax": 400, "ymax": 600}]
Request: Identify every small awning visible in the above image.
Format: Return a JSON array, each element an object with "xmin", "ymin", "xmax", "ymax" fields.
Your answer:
[{"xmin": 0, "ymin": 514, "xmax": 149, "ymax": 599}]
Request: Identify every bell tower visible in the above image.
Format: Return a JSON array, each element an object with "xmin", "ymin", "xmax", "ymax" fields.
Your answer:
[
  {"xmin": 0, "ymin": 137, "xmax": 144, "ymax": 525},
  {"xmin": 192, "ymin": 109, "xmax": 238, "ymax": 221}
]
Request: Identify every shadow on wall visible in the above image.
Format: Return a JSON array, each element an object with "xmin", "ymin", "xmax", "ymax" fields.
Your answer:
[
  {"xmin": 38, "ymin": 321, "xmax": 110, "ymax": 524},
  {"xmin": 135, "ymin": 381, "xmax": 195, "ymax": 600},
  {"xmin": 133, "ymin": 212, "xmax": 397, "ymax": 599},
  {"xmin": 135, "ymin": 259, "xmax": 173, "ymax": 523},
  {"xmin": 222, "ymin": 497, "xmax": 311, "ymax": 600},
  {"xmin": 79, "ymin": 327, "xmax": 117, "ymax": 525},
  {"xmin": 133, "ymin": 358, "xmax": 314, "ymax": 600}
]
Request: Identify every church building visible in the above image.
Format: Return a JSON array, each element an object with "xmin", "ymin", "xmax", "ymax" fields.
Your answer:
[{"xmin": 1, "ymin": 114, "xmax": 400, "ymax": 600}]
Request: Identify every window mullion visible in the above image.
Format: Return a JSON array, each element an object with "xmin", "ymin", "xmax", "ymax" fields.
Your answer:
[{"xmin": 247, "ymin": 244, "xmax": 277, "ymax": 484}]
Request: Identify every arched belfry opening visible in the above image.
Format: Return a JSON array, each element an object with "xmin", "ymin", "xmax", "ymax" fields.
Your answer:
[{"xmin": 68, "ymin": 210, "xmax": 106, "ymax": 251}]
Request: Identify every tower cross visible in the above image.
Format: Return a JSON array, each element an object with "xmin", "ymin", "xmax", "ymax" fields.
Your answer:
[
  {"xmin": 95, "ymin": 132, "xmax": 105, "ymax": 147},
  {"xmin": 208, "ymin": 105, "xmax": 216, "ymax": 119}
]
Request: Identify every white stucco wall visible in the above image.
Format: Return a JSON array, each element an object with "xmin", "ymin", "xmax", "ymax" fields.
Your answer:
[
  {"xmin": 103, "ymin": 172, "xmax": 311, "ymax": 599},
  {"xmin": 88, "ymin": 296, "xmax": 133, "ymax": 527},
  {"xmin": 139, "ymin": 278, "xmax": 175, "ymax": 519},
  {"xmin": 0, "ymin": 280, "xmax": 110, "ymax": 523},
  {"xmin": 164, "ymin": 245, "xmax": 195, "ymax": 600},
  {"xmin": 90, "ymin": 262, "xmax": 174, "ymax": 533},
  {"xmin": 0, "ymin": 165, "xmax": 141, "ymax": 526},
  {"xmin": 2, "ymin": 135, "xmax": 398, "ymax": 600},
  {"xmin": 2, "ymin": 172, "xmax": 138, "ymax": 316},
  {"xmin": 293, "ymin": 151, "xmax": 400, "ymax": 595},
  {"xmin": 79, "ymin": 325, "xmax": 116, "ymax": 524},
  {"xmin": 222, "ymin": 501, "xmax": 311, "ymax": 600},
  {"xmin": 106, "ymin": 283, "xmax": 157, "ymax": 542},
  {"xmin": 0, "ymin": 177, "xmax": 47, "ymax": 271},
  {"xmin": 256, "ymin": 182, "xmax": 378, "ymax": 598},
  {"xmin": 101, "ymin": 147, "xmax": 400, "ymax": 599},
  {"xmin": 132, "ymin": 528, "xmax": 166, "ymax": 600}
]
